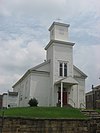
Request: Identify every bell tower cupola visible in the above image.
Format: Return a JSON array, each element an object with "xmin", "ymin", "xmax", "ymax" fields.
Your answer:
[{"xmin": 49, "ymin": 22, "xmax": 70, "ymax": 42}]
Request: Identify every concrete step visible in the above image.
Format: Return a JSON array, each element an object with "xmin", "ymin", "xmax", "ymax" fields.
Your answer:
[{"xmin": 81, "ymin": 110, "xmax": 100, "ymax": 118}]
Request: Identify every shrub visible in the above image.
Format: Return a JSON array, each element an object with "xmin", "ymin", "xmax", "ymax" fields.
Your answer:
[{"xmin": 28, "ymin": 98, "xmax": 38, "ymax": 107}]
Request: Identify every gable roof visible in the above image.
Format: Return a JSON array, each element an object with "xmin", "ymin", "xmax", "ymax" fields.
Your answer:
[
  {"xmin": 61, "ymin": 76, "xmax": 78, "ymax": 85},
  {"xmin": 55, "ymin": 76, "xmax": 78, "ymax": 85},
  {"xmin": 30, "ymin": 60, "xmax": 50, "ymax": 71},
  {"xmin": 12, "ymin": 60, "xmax": 87, "ymax": 88},
  {"xmin": 12, "ymin": 60, "xmax": 50, "ymax": 88},
  {"xmin": 73, "ymin": 65, "xmax": 87, "ymax": 78},
  {"xmin": 94, "ymin": 85, "xmax": 100, "ymax": 89},
  {"xmin": 86, "ymin": 91, "xmax": 93, "ymax": 95}
]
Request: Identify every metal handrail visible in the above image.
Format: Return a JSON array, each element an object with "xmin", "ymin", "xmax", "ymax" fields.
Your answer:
[
  {"xmin": 80, "ymin": 103, "xmax": 86, "ymax": 109},
  {"xmin": 68, "ymin": 98, "xmax": 75, "ymax": 108}
]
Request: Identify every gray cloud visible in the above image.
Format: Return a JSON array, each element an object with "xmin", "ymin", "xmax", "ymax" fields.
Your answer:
[
  {"xmin": 0, "ymin": 0, "xmax": 100, "ymax": 93},
  {"xmin": 73, "ymin": 45, "xmax": 100, "ymax": 91},
  {"xmin": 0, "ymin": 0, "xmax": 100, "ymax": 18},
  {"xmin": 0, "ymin": 37, "xmax": 45, "ymax": 93}
]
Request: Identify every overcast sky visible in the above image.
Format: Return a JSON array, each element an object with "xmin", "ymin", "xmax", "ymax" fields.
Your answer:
[{"xmin": 0, "ymin": 0, "xmax": 100, "ymax": 94}]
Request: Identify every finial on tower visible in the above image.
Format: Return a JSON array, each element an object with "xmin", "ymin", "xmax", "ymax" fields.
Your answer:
[{"xmin": 56, "ymin": 18, "xmax": 62, "ymax": 22}]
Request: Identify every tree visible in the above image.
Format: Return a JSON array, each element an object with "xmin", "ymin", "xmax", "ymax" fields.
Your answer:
[{"xmin": 28, "ymin": 98, "xmax": 38, "ymax": 107}]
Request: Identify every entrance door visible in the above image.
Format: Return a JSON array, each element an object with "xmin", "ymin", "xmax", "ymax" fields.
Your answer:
[{"xmin": 58, "ymin": 91, "xmax": 67, "ymax": 105}]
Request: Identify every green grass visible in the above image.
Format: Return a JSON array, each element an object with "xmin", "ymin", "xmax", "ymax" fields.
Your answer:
[
  {"xmin": 0, "ymin": 107, "xmax": 86, "ymax": 119},
  {"xmin": 96, "ymin": 109, "xmax": 100, "ymax": 113}
]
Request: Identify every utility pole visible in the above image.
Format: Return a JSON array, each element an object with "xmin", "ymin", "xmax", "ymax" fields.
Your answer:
[
  {"xmin": 92, "ymin": 85, "xmax": 95, "ymax": 109},
  {"xmin": 0, "ymin": 108, "xmax": 4, "ymax": 133}
]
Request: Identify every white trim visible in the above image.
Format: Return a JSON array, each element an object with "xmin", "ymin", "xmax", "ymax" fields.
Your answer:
[
  {"xmin": 49, "ymin": 22, "xmax": 70, "ymax": 31},
  {"xmin": 73, "ymin": 65, "xmax": 87, "ymax": 78},
  {"xmin": 12, "ymin": 70, "xmax": 50, "ymax": 88},
  {"xmin": 58, "ymin": 60, "xmax": 69, "ymax": 63},
  {"xmin": 61, "ymin": 82, "xmax": 63, "ymax": 107},
  {"xmin": 59, "ymin": 61, "xmax": 68, "ymax": 77},
  {"xmin": 45, "ymin": 40, "xmax": 75, "ymax": 50},
  {"xmin": 77, "ymin": 85, "xmax": 79, "ymax": 108},
  {"xmin": 30, "ymin": 60, "xmax": 50, "ymax": 70},
  {"xmin": 63, "ymin": 63, "xmax": 64, "ymax": 77}
]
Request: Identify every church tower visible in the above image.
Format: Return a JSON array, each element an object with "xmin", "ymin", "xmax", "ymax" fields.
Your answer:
[
  {"xmin": 49, "ymin": 22, "xmax": 70, "ymax": 41},
  {"xmin": 45, "ymin": 21, "xmax": 75, "ymax": 82},
  {"xmin": 45, "ymin": 21, "xmax": 75, "ymax": 106}
]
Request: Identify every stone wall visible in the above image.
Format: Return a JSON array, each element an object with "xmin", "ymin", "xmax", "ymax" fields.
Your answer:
[{"xmin": 0, "ymin": 117, "xmax": 100, "ymax": 133}]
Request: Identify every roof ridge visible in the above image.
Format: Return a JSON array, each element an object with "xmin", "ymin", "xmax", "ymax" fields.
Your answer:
[
  {"xmin": 30, "ymin": 60, "xmax": 50, "ymax": 71},
  {"xmin": 73, "ymin": 65, "xmax": 87, "ymax": 78}
]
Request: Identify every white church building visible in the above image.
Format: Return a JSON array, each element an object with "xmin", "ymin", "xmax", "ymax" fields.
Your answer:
[{"xmin": 12, "ymin": 22, "xmax": 87, "ymax": 108}]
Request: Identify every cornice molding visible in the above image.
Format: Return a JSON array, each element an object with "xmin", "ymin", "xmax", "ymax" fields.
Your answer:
[{"xmin": 45, "ymin": 40, "xmax": 75, "ymax": 50}]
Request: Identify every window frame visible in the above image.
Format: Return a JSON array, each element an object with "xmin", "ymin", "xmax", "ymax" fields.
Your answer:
[
  {"xmin": 59, "ymin": 61, "xmax": 68, "ymax": 77},
  {"xmin": 64, "ymin": 63, "xmax": 67, "ymax": 77},
  {"xmin": 59, "ymin": 63, "xmax": 63, "ymax": 76}
]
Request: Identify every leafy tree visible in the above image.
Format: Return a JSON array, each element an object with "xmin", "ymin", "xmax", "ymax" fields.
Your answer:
[{"xmin": 28, "ymin": 98, "xmax": 38, "ymax": 107}]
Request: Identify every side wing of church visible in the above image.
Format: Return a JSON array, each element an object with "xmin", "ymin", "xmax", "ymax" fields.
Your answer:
[{"xmin": 12, "ymin": 22, "xmax": 87, "ymax": 108}]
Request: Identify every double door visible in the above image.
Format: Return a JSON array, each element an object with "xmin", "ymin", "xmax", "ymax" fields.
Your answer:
[{"xmin": 58, "ymin": 91, "xmax": 67, "ymax": 105}]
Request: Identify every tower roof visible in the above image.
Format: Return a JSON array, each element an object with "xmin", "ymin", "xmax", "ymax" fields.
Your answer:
[{"xmin": 49, "ymin": 22, "xmax": 70, "ymax": 31}]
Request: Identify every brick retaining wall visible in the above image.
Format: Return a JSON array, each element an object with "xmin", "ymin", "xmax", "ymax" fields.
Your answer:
[{"xmin": 0, "ymin": 117, "xmax": 100, "ymax": 133}]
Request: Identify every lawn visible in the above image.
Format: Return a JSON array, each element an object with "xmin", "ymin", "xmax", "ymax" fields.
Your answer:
[
  {"xmin": 97, "ymin": 109, "xmax": 100, "ymax": 113},
  {"xmin": 0, "ymin": 107, "xmax": 86, "ymax": 119}
]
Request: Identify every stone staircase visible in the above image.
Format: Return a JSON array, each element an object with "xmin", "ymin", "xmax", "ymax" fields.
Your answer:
[{"xmin": 81, "ymin": 110, "xmax": 100, "ymax": 118}]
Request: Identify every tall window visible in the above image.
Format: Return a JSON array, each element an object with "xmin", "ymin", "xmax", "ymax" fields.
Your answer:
[
  {"xmin": 59, "ymin": 63, "xmax": 63, "ymax": 76},
  {"xmin": 59, "ymin": 62, "xmax": 67, "ymax": 77},
  {"xmin": 64, "ymin": 63, "xmax": 67, "ymax": 77}
]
